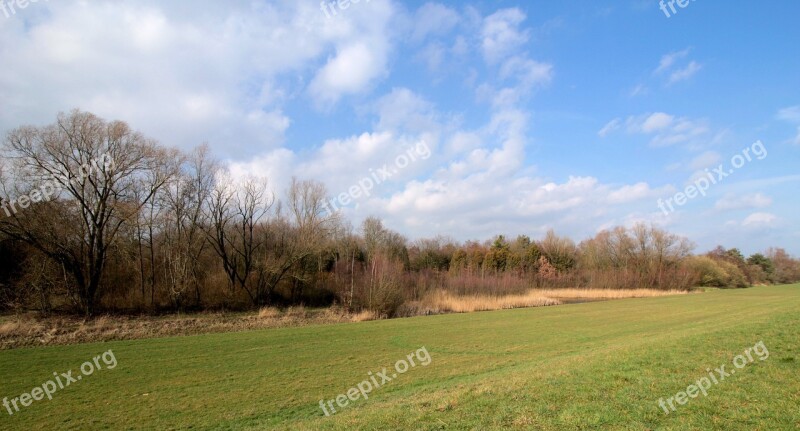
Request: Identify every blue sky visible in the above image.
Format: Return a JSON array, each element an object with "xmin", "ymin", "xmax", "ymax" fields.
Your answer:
[{"xmin": 1, "ymin": 0, "xmax": 798, "ymax": 255}]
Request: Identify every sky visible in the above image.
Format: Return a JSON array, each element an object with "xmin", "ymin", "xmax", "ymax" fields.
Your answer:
[{"xmin": 0, "ymin": 0, "xmax": 798, "ymax": 255}]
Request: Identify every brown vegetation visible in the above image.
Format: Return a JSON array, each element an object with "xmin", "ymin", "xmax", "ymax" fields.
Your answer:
[
  {"xmin": 534, "ymin": 288, "xmax": 688, "ymax": 299},
  {"xmin": 412, "ymin": 290, "xmax": 562, "ymax": 313},
  {"xmin": 0, "ymin": 307, "xmax": 355, "ymax": 349},
  {"xmin": 408, "ymin": 288, "xmax": 686, "ymax": 315}
]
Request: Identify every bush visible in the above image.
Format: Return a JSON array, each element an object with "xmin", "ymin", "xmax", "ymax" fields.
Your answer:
[{"xmin": 685, "ymin": 256, "xmax": 749, "ymax": 288}]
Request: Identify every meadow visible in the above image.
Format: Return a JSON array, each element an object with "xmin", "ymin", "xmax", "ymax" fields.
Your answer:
[{"xmin": 1, "ymin": 285, "xmax": 798, "ymax": 430}]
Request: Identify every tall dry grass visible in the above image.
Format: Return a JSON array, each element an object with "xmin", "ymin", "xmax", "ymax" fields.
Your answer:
[
  {"xmin": 419, "ymin": 290, "xmax": 562, "ymax": 313},
  {"xmin": 533, "ymin": 288, "xmax": 688, "ymax": 299},
  {"xmin": 257, "ymin": 307, "xmax": 282, "ymax": 319},
  {"xmin": 351, "ymin": 310, "xmax": 379, "ymax": 322},
  {"xmin": 413, "ymin": 287, "xmax": 687, "ymax": 315}
]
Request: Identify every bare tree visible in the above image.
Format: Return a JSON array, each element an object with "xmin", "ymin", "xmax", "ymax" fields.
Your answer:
[
  {"xmin": 161, "ymin": 145, "xmax": 217, "ymax": 308},
  {"xmin": 0, "ymin": 110, "xmax": 176, "ymax": 315},
  {"xmin": 203, "ymin": 174, "xmax": 273, "ymax": 304},
  {"xmin": 284, "ymin": 178, "xmax": 339, "ymax": 301}
]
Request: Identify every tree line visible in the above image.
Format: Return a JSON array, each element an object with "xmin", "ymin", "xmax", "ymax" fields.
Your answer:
[{"xmin": 1, "ymin": 111, "xmax": 798, "ymax": 316}]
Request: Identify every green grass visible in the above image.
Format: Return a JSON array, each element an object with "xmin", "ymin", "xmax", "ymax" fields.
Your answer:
[{"xmin": 1, "ymin": 285, "xmax": 799, "ymax": 430}]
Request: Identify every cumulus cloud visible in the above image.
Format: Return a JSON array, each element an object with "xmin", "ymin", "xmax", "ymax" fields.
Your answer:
[
  {"xmin": 499, "ymin": 56, "xmax": 554, "ymax": 89},
  {"xmin": 477, "ymin": 55, "xmax": 554, "ymax": 107},
  {"xmin": 481, "ymin": 8, "xmax": 530, "ymax": 64},
  {"xmin": 308, "ymin": 42, "xmax": 388, "ymax": 107},
  {"xmin": 228, "ymin": 84, "xmax": 664, "ymax": 241},
  {"xmin": 0, "ymin": 0, "xmax": 398, "ymax": 158},
  {"xmin": 668, "ymin": 61, "xmax": 702, "ymax": 84},
  {"xmin": 607, "ymin": 183, "xmax": 669, "ymax": 204},
  {"xmin": 715, "ymin": 193, "xmax": 773, "ymax": 211},
  {"xmin": 601, "ymin": 112, "xmax": 711, "ymax": 147},
  {"xmin": 411, "ymin": 2, "xmax": 461, "ymax": 42},
  {"xmin": 741, "ymin": 212, "xmax": 779, "ymax": 229}
]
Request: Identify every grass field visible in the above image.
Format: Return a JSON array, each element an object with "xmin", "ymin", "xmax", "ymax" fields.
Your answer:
[{"xmin": 1, "ymin": 285, "xmax": 798, "ymax": 430}]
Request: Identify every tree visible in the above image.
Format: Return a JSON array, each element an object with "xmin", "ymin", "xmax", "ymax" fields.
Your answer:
[
  {"xmin": 539, "ymin": 230, "xmax": 577, "ymax": 272},
  {"xmin": 484, "ymin": 235, "xmax": 510, "ymax": 273},
  {"xmin": 747, "ymin": 253, "xmax": 774, "ymax": 277},
  {"xmin": 283, "ymin": 178, "xmax": 339, "ymax": 302},
  {"xmin": 204, "ymin": 174, "xmax": 273, "ymax": 305},
  {"xmin": 161, "ymin": 145, "xmax": 217, "ymax": 308},
  {"xmin": 0, "ymin": 110, "xmax": 175, "ymax": 315},
  {"xmin": 766, "ymin": 248, "xmax": 800, "ymax": 284},
  {"xmin": 410, "ymin": 236, "xmax": 454, "ymax": 272},
  {"xmin": 360, "ymin": 217, "xmax": 408, "ymax": 314}
]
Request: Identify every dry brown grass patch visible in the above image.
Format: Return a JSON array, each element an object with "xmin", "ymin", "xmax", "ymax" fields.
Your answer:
[
  {"xmin": 419, "ymin": 290, "xmax": 562, "ymax": 313},
  {"xmin": 0, "ymin": 308, "xmax": 352, "ymax": 349},
  {"xmin": 351, "ymin": 310, "xmax": 379, "ymax": 322},
  {"xmin": 533, "ymin": 288, "xmax": 688, "ymax": 299},
  {"xmin": 258, "ymin": 307, "xmax": 282, "ymax": 319},
  {"xmin": 285, "ymin": 305, "xmax": 307, "ymax": 318},
  {"xmin": 0, "ymin": 320, "xmax": 21, "ymax": 336}
]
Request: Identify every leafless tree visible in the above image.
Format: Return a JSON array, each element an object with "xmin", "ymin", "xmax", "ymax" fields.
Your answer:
[
  {"xmin": 204, "ymin": 174, "xmax": 273, "ymax": 304},
  {"xmin": 161, "ymin": 145, "xmax": 217, "ymax": 308},
  {"xmin": 0, "ymin": 110, "xmax": 176, "ymax": 315}
]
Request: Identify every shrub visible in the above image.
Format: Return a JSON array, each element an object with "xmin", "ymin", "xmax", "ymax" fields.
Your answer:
[{"xmin": 685, "ymin": 256, "xmax": 749, "ymax": 288}]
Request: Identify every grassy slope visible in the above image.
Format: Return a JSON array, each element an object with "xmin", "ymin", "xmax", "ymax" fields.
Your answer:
[{"xmin": 0, "ymin": 285, "xmax": 798, "ymax": 430}]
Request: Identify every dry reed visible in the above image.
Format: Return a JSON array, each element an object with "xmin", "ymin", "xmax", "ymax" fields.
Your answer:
[
  {"xmin": 420, "ymin": 290, "xmax": 562, "ymax": 313},
  {"xmin": 533, "ymin": 288, "xmax": 688, "ymax": 299}
]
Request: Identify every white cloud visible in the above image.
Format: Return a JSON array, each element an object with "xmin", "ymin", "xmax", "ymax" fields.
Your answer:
[
  {"xmin": 640, "ymin": 112, "xmax": 675, "ymax": 133},
  {"xmin": 777, "ymin": 105, "xmax": 800, "ymax": 123},
  {"xmin": 741, "ymin": 212, "xmax": 779, "ymax": 229},
  {"xmin": 668, "ymin": 61, "xmax": 702, "ymax": 84},
  {"xmin": 499, "ymin": 56, "xmax": 554, "ymax": 89},
  {"xmin": 776, "ymin": 106, "xmax": 800, "ymax": 145},
  {"xmin": 228, "ymin": 87, "xmax": 441, "ymax": 207},
  {"xmin": 653, "ymin": 48, "xmax": 701, "ymax": 85},
  {"xmin": 229, "ymin": 85, "xmax": 664, "ymax": 242},
  {"xmin": 309, "ymin": 42, "xmax": 388, "ymax": 106},
  {"xmin": 715, "ymin": 193, "xmax": 773, "ymax": 211},
  {"xmin": 598, "ymin": 118, "xmax": 622, "ymax": 137},
  {"xmin": 374, "ymin": 88, "xmax": 440, "ymax": 136},
  {"xmin": 655, "ymin": 48, "xmax": 690, "ymax": 74},
  {"xmin": 479, "ymin": 55, "xmax": 554, "ymax": 107},
  {"xmin": 417, "ymin": 42, "xmax": 447, "ymax": 72},
  {"xmin": 481, "ymin": 8, "xmax": 529, "ymax": 64},
  {"xmin": 629, "ymin": 84, "xmax": 648, "ymax": 97},
  {"xmin": 412, "ymin": 2, "xmax": 461, "ymax": 42},
  {"xmin": 0, "ymin": 0, "xmax": 398, "ymax": 158},
  {"xmin": 689, "ymin": 151, "xmax": 721, "ymax": 170},
  {"xmin": 608, "ymin": 112, "xmax": 710, "ymax": 147},
  {"xmin": 607, "ymin": 183, "xmax": 667, "ymax": 204}
]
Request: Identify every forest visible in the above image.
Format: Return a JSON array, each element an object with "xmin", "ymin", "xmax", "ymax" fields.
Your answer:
[{"xmin": 1, "ymin": 111, "xmax": 799, "ymax": 316}]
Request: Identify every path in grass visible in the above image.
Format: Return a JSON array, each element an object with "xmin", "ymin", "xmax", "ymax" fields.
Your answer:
[{"xmin": 1, "ymin": 285, "xmax": 798, "ymax": 430}]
